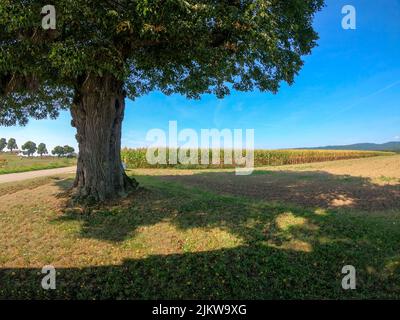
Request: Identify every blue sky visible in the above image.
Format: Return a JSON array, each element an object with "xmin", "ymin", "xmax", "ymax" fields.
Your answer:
[{"xmin": 1, "ymin": 0, "xmax": 400, "ymax": 151}]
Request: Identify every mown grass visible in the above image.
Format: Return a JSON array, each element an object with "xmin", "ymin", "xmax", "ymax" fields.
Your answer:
[
  {"xmin": 0, "ymin": 153, "xmax": 76, "ymax": 175},
  {"xmin": 0, "ymin": 170, "xmax": 399, "ymax": 299}
]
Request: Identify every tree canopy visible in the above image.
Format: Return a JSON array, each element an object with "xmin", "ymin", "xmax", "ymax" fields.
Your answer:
[
  {"xmin": 63, "ymin": 145, "xmax": 75, "ymax": 157},
  {"xmin": 0, "ymin": 138, "xmax": 6, "ymax": 151},
  {"xmin": 21, "ymin": 141, "xmax": 37, "ymax": 156},
  {"xmin": 1, "ymin": 0, "xmax": 324, "ymax": 125},
  {"xmin": 52, "ymin": 145, "xmax": 65, "ymax": 157},
  {"xmin": 37, "ymin": 142, "xmax": 48, "ymax": 156},
  {"xmin": 7, "ymin": 138, "xmax": 18, "ymax": 152},
  {"xmin": 51, "ymin": 145, "xmax": 75, "ymax": 157}
]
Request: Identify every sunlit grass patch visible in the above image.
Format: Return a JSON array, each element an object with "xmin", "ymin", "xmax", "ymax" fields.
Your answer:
[{"xmin": 0, "ymin": 153, "xmax": 76, "ymax": 175}]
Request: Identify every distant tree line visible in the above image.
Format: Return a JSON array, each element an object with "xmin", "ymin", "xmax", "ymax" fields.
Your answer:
[
  {"xmin": 51, "ymin": 145, "xmax": 76, "ymax": 158},
  {"xmin": 0, "ymin": 138, "xmax": 75, "ymax": 157},
  {"xmin": 0, "ymin": 138, "xmax": 17, "ymax": 153}
]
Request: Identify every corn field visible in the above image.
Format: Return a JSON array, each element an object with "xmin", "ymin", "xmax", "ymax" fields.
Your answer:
[{"xmin": 121, "ymin": 148, "xmax": 393, "ymax": 169}]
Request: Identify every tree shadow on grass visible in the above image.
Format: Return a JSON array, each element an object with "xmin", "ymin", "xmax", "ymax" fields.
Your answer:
[
  {"xmin": 1, "ymin": 171, "xmax": 400, "ymax": 299},
  {"xmin": 160, "ymin": 170, "xmax": 400, "ymax": 211},
  {"xmin": 1, "ymin": 243, "xmax": 400, "ymax": 299},
  {"xmin": 51, "ymin": 170, "xmax": 400, "ymax": 261},
  {"xmin": 51, "ymin": 170, "xmax": 400, "ymax": 244}
]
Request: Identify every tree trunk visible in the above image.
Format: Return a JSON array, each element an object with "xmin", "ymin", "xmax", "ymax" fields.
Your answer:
[{"xmin": 70, "ymin": 74, "xmax": 138, "ymax": 203}]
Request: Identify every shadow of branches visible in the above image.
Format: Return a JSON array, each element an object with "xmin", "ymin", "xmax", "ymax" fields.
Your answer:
[{"xmin": 1, "ymin": 171, "xmax": 399, "ymax": 299}]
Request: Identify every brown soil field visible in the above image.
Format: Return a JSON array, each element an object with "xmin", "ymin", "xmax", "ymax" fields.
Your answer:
[{"xmin": 158, "ymin": 155, "xmax": 400, "ymax": 212}]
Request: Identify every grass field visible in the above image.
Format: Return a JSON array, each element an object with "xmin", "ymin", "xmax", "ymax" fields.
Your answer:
[
  {"xmin": 0, "ymin": 155, "xmax": 399, "ymax": 299},
  {"xmin": 0, "ymin": 153, "xmax": 76, "ymax": 175}
]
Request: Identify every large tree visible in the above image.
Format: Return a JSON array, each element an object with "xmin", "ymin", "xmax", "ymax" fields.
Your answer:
[
  {"xmin": 63, "ymin": 145, "xmax": 75, "ymax": 157},
  {"xmin": 52, "ymin": 145, "xmax": 65, "ymax": 157},
  {"xmin": 0, "ymin": 0, "xmax": 324, "ymax": 201},
  {"xmin": 37, "ymin": 142, "xmax": 48, "ymax": 156},
  {"xmin": 7, "ymin": 138, "xmax": 18, "ymax": 153},
  {"xmin": 21, "ymin": 141, "xmax": 37, "ymax": 156},
  {"xmin": 0, "ymin": 138, "xmax": 6, "ymax": 152}
]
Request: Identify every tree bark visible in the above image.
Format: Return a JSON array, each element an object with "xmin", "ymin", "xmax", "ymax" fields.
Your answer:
[{"xmin": 70, "ymin": 74, "xmax": 138, "ymax": 202}]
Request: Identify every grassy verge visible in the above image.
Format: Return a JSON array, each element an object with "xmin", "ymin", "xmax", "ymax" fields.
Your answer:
[{"xmin": 0, "ymin": 153, "xmax": 76, "ymax": 175}]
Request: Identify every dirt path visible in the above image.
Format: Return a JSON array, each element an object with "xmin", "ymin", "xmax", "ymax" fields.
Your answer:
[{"xmin": 0, "ymin": 166, "xmax": 76, "ymax": 184}]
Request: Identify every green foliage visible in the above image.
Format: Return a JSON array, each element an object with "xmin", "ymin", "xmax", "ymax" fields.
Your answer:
[
  {"xmin": 0, "ymin": 138, "xmax": 6, "ymax": 151},
  {"xmin": 21, "ymin": 140, "xmax": 37, "ymax": 156},
  {"xmin": 52, "ymin": 145, "xmax": 65, "ymax": 157},
  {"xmin": 0, "ymin": 152, "xmax": 76, "ymax": 174},
  {"xmin": 1, "ymin": 0, "xmax": 324, "ymax": 125},
  {"xmin": 63, "ymin": 145, "xmax": 75, "ymax": 157},
  {"xmin": 121, "ymin": 148, "xmax": 393, "ymax": 169},
  {"xmin": 37, "ymin": 143, "xmax": 48, "ymax": 156},
  {"xmin": 52, "ymin": 145, "xmax": 75, "ymax": 157},
  {"xmin": 7, "ymin": 138, "xmax": 17, "ymax": 152}
]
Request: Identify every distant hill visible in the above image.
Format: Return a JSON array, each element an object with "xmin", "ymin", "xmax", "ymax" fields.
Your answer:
[{"xmin": 306, "ymin": 141, "xmax": 400, "ymax": 152}]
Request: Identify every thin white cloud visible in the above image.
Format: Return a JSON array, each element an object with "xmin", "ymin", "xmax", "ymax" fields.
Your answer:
[{"xmin": 328, "ymin": 79, "xmax": 400, "ymax": 120}]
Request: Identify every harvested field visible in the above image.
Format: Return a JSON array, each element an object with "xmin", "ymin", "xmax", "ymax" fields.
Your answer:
[{"xmin": 159, "ymin": 155, "xmax": 400, "ymax": 211}]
